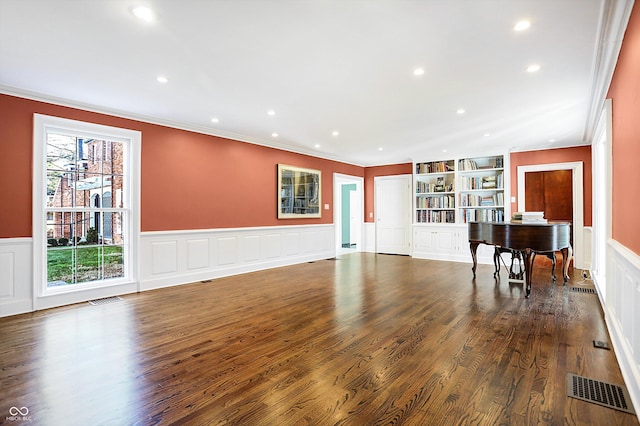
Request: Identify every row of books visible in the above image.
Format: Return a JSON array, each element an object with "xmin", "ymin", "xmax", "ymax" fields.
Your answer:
[
  {"xmin": 415, "ymin": 181, "xmax": 454, "ymax": 193},
  {"xmin": 459, "ymin": 173, "xmax": 503, "ymax": 190},
  {"xmin": 461, "ymin": 208, "xmax": 505, "ymax": 223},
  {"xmin": 416, "ymin": 161, "xmax": 455, "ymax": 174},
  {"xmin": 458, "ymin": 193, "xmax": 504, "ymax": 207},
  {"xmin": 415, "ymin": 195, "xmax": 455, "ymax": 209},
  {"xmin": 416, "ymin": 210, "xmax": 456, "ymax": 223},
  {"xmin": 458, "ymin": 157, "xmax": 504, "ymax": 171}
]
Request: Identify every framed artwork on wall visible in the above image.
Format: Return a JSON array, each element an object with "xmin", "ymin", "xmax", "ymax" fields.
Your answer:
[{"xmin": 277, "ymin": 164, "xmax": 321, "ymax": 218}]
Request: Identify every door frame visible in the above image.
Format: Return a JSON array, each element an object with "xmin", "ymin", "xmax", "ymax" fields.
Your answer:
[
  {"xmin": 517, "ymin": 161, "xmax": 584, "ymax": 269},
  {"xmin": 333, "ymin": 173, "xmax": 364, "ymax": 254}
]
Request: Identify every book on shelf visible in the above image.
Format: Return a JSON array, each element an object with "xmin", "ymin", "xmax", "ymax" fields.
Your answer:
[
  {"xmin": 416, "ymin": 160, "xmax": 454, "ymax": 174},
  {"xmin": 462, "ymin": 208, "xmax": 504, "ymax": 223},
  {"xmin": 481, "ymin": 176, "xmax": 496, "ymax": 189},
  {"xmin": 459, "ymin": 156, "xmax": 504, "ymax": 171}
]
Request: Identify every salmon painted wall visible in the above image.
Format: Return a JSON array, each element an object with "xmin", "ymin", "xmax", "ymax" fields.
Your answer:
[
  {"xmin": 510, "ymin": 146, "xmax": 592, "ymax": 227},
  {"xmin": 607, "ymin": 2, "xmax": 640, "ymax": 256},
  {"xmin": 364, "ymin": 163, "xmax": 413, "ymax": 223},
  {"xmin": 0, "ymin": 94, "xmax": 364, "ymax": 237}
]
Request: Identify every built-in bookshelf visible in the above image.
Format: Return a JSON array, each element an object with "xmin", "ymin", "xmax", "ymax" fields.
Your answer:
[
  {"xmin": 414, "ymin": 160, "xmax": 456, "ymax": 223},
  {"xmin": 413, "ymin": 155, "xmax": 506, "ymax": 224},
  {"xmin": 457, "ymin": 155, "xmax": 505, "ymax": 223}
]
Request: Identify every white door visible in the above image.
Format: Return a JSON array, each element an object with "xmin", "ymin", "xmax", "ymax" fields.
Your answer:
[{"xmin": 375, "ymin": 175, "xmax": 411, "ymax": 255}]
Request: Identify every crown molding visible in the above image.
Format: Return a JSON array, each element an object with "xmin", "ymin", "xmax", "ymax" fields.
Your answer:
[{"xmin": 583, "ymin": 0, "xmax": 635, "ymax": 142}]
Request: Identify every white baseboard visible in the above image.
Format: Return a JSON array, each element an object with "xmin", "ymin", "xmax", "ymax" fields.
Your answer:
[
  {"xmin": 140, "ymin": 224, "xmax": 336, "ymax": 291},
  {"xmin": 604, "ymin": 240, "xmax": 640, "ymax": 417},
  {"xmin": 0, "ymin": 238, "xmax": 33, "ymax": 317}
]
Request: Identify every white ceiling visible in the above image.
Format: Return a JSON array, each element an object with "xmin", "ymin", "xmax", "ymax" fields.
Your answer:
[{"xmin": 0, "ymin": 0, "xmax": 628, "ymax": 166}]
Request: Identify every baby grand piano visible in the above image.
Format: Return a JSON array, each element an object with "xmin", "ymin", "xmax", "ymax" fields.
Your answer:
[{"xmin": 468, "ymin": 221, "xmax": 572, "ymax": 297}]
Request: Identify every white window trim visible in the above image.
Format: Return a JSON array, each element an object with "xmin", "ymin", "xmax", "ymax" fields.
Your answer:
[{"xmin": 33, "ymin": 114, "xmax": 140, "ymax": 310}]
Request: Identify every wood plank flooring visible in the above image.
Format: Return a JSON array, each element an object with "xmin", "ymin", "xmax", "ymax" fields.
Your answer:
[{"xmin": 1, "ymin": 253, "xmax": 638, "ymax": 425}]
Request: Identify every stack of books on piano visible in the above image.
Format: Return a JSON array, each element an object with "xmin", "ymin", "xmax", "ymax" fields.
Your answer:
[{"xmin": 511, "ymin": 211, "xmax": 548, "ymax": 224}]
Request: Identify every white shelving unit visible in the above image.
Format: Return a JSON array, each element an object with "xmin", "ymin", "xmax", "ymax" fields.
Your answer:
[
  {"xmin": 412, "ymin": 154, "xmax": 509, "ymax": 263},
  {"xmin": 457, "ymin": 155, "xmax": 505, "ymax": 224}
]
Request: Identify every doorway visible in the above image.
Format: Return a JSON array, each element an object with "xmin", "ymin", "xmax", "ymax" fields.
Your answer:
[
  {"xmin": 517, "ymin": 162, "xmax": 584, "ymax": 269},
  {"xmin": 333, "ymin": 173, "xmax": 363, "ymax": 255},
  {"xmin": 525, "ymin": 169, "xmax": 573, "ymax": 224}
]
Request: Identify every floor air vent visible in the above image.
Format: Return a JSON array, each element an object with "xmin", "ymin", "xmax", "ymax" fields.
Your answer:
[
  {"xmin": 88, "ymin": 296, "xmax": 123, "ymax": 306},
  {"xmin": 567, "ymin": 373, "xmax": 635, "ymax": 414},
  {"xmin": 567, "ymin": 286, "xmax": 596, "ymax": 294}
]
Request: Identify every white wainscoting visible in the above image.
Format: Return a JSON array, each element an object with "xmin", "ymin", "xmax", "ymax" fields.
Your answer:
[
  {"xmin": 604, "ymin": 240, "xmax": 640, "ymax": 416},
  {"xmin": 581, "ymin": 226, "xmax": 592, "ymax": 271},
  {"xmin": 364, "ymin": 222, "xmax": 376, "ymax": 253},
  {"xmin": 0, "ymin": 238, "xmax": 33, "ymax": 317},
  {"xmin": 140, "ymin": 224, "xmax": 336, "ymax": 291}
]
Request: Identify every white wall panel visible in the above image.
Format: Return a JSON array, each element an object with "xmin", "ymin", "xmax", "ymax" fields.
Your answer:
[
  {"xmin": 152, "ymin": 241, "xmax": 178, "ymax": 274},
  {"xmin": 604, "ymin": 240, "xmax": 640, "ymax": 417},
  {"xmin": 0, "ymin": 238, "xmax": 32, "ymax": 317},
  {"xmin": 187, "ymin": 239, "xmax": 209, "ymax": 270},
  {"xmin": 0, "ymin": 252, "xmax": 15, "ymax": 298},
  {"xmin": 217, "ymin": 237, "xmax": 238, "ymax": 265},
  {"xmin": 364, "ymin": 223, "xmax": 375, "ymax": 252},
  {"xmin": 140, "ymin": 224, "xmax": 335, "ymax": 292},
  {"xmin": 263, "ymin": 234, "xmax": 282, "ymax": 258},
  {"xmin": 240, "ymin": 235, "xmax": 261, "ymax": 262},
  {"xmin": 283, "ymin": 232, "xmax": 300, "ymax": 256}
]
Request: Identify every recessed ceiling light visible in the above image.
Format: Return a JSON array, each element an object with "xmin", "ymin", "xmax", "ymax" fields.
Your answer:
[
  {"xmin": 514, "ymin": 20, "xmax": 530, "ymax": 31},
  {"xmin": 267, "ymin": 110, "xmax": 275, "ymax": 116},
  {"xmin": 456, "ymin": 108, "xmax": 465, "ymax": 115},
  {"xmin": 332, "ymin": 131, "xmax": 339, "ymax": 137},
  {"xmin": 484, "ymin": 133, "xmax": 491, "ymax": 137},
  {"xmin": 378, "ymin": 147, "xmax": 384, "ymax": 151},
  {"xmin": 413, "ymin": 68, "xmax": 425, "ymax": 76},
  {"xmin": 527, "ymin": 64, "xmax": 541, "ymax": 73},
  {"xmin": 314, "ymin": 144, "xmax": 321, "ymax": 149},
  {"xmin": 271, "ymin": 133, "xmax": 278, "ymax": 138},
  {"xmin": 442, "ymin": 149, "xmax": 448, "ymax": 153},
  {"xmin": 156, "ymin": 76, "xmax": 168, "ymax": 83},
  {"xmin": 549, "ymin": 138, "xmax": 556, "ymax": 143},
  {"xmin": 132, "ymin": 6, "xmax": 153, "ymax": 22}
]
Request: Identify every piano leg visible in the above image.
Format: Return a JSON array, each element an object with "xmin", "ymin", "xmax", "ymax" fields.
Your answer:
[
  {"xmin": 561, "ymin": 245, "xmax": 573, "ymax": 283},
  {"xmin": 470, "ymin": 241, "xmax": 480, "ymax": 278},
  {"xmin": 493, "ymin": 247, "xmax": 500, "ymax": 277},
  {"xmin": 523, "ymin": 248, "xmax": 534, "ymax": 298}
]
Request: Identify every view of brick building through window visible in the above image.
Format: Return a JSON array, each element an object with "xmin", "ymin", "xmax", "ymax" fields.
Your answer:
[{"xmin": 46, "ymin": 134, "xmax": 125, "ymax": 285}]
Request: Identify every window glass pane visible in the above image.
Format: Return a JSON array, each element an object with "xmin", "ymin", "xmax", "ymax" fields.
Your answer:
[
  {"xmin": 47, "ymin": 170, "xmax": 69, "ymax": 207},
  {"xmin": 47, "ymin": 245, "xmax": 75, "ymax": 286},
  {"xmin": 42, "ymin": 126, "xmax": 129, "ymax": 290},
  {"xmin": 104, "ymin": 245, "xmax": 124, "ymax": 280},
  {"xmin": 75, "ymin": 246, "xmax": 103, "ymax": 283},
  {"xmin": 46, "ymin": 134, "xmax": 77, "ymax": 168},
  {"xmin": 47, "ymin": 212, "xmax": 74, "ymax": 243},
  {"xmin": 112, "ymin": 212, "xmax": 124, "ymax": 242}
]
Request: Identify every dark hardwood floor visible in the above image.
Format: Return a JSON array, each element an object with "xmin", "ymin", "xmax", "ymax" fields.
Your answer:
[{"xmin": 1, "ymin": 253, "xmax": 638, "ymax": 425}]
